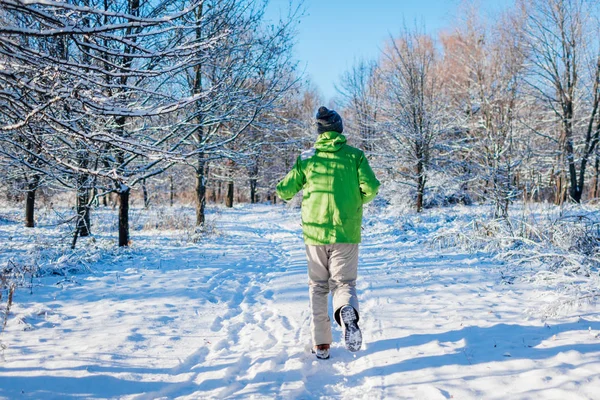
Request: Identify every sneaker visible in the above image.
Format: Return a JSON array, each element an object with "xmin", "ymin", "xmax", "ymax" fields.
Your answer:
[
  {"xmin": 312, "ymin": 344, "xmax": 330, "ymax": 360},
  {"xmin": 340, "ymin": 305, "xmax": 362, "ymax": 352}
]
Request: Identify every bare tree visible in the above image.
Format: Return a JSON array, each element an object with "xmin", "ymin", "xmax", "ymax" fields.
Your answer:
[
  {"xmin": 441, "ymin": 7, "xmax": 527, "ymax": 218},
  {"xmin": 518, "ymin": 0, "xmax": 600, "ymax": 203},
  {"xmin": 379, "ymin": 29, "xmax": 447, "ymax": 212},
  {"xmin": 0, "ymin": 0, "xmax": 230, "ymax": 246},
  {"xmin": 175, "ymin": 0, "xmax": 300, "ymax": 224},
  {"xmin": 239, "ymin": 76, "xmax": 315, "ymax": 204},
  {"xmin": 337, "ymin": 59, "xmax": 381, "ymax": 152}
]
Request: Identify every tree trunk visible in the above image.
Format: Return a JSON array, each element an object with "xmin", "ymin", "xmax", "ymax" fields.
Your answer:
[
  {"xmin": 170, "ymin": 175, "xmax": 174, "ymax": 207},
  {"xmin": 72, "ymin": 185, "xmax": 90, "ymax": 249},
  {"xmin": 91, "ymin": 186, "xmax": 98, "ymax": 207},
  {"xmin": 118, "ymin": 187, "xmax": 130, "ymax": 247},
  {"xmin": 225, "ymin": 180, "xmax": 234, "ymax": 208},
  {"xmin": 570, "ymin": 183, "xmax": 582, "ymax": 203},
  {"xmin": 250, "ymin": 178, "xmax": 257, "ymax": 204},
  {"xmin": 76, "ymin": 191, "xmax": 91, "ymax": 237},
  {"xmin": 563, "ymin": 87, "xmax": 580, "ymax": 202},
  {"xmin": 192, "ymin": 2, "xmax": 205, "ymax": 225},
  {"xmin": 76, "ymin": 174, "xmax": 91, "ymax": 237},
  {"xmin": 142, "ymin": 179, "xmax": 149, "ymax": 208},
  {"xmin": 555, "ymin": 172, "xmax": 568, "ymax": 206},
  {"xmin": 554, "ymin": 174, "xmax": 561, "ymax": 205},
  {"xmin": 24, "ymin": 179, "xmax": 37, "ymax": 228},
  {"xmin": 416, "ymin": 158, "xmax": 425, "ymax": 213},
  {"xmin": 75, "ymin": 144, "xmax": 91, "ymax": 234},
  {"xmin": 594, "ymin": 154, "xmax": 600, "ymax": 199},
  {"xmin": 416, "ymin": 181, "xmax": 424, "ymax": 213},
  {"xmin": 195, "ymin": 159, "xmax": 206, "ymax": 226},
  {"xmin": 71, "ymin": 222, "xmax": 80, "ymax": 249},
  {"xmin": 210, "ymin": 185, "xmax": 216, "ymax": 203}
]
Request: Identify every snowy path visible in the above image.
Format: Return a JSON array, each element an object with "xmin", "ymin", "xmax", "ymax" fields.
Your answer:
[{"xmin": 1, "ymin": 205, "xmax": 600, "ymax": 399}]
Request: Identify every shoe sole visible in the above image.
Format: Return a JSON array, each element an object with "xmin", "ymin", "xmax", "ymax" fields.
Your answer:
[{"xmin": 341, "ymin": 306, "xmax": 362, "ymax": 352}]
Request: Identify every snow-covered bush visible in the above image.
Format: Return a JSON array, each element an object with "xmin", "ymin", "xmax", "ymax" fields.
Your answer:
[
  {"xmin": 0, "ymin": 277, "xmax": 15, "ymax": 335},
  {"xmin": 431, "ymin": 202, "xmax": 600, "ymax": 315},
  {"xmin": 185, "ymin": 217, "xmax": 221, "ymax": 243},
  {"xmin": 373, "ymin": 180, "xmax": 414, "ymax": 215},
  {"xmin": 1, "ymin": 260, "xmax": 36, "ymax": 336},
  {"xmin": 423, "ymin": 189, "xmax": 473, "ymax": 209},
  {"xmin": 422, "ymin": 173, "xmax": 473, "ymax": 209}
]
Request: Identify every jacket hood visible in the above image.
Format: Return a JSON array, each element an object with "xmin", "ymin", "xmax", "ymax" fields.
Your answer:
[{"xmin": 314, "ymin": 131, "xmax": 347, "ymax": 152}]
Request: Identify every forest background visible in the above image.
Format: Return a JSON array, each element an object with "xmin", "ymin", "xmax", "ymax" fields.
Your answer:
[{"xmin": 2, "ymin": 0, "xmax": 600, "ymax": 322}]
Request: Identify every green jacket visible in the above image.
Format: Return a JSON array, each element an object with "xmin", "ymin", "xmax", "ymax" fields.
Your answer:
[{"xmin": 276, "ymin": 131, "xmax": 380, "ymax": 245}]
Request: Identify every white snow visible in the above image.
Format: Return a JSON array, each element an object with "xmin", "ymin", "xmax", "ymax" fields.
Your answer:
[{"xmin": 1, "ymin": 204, "xmax": 599, "ymax": 399}]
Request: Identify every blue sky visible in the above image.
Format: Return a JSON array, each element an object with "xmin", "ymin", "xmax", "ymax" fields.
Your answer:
[{"xmin": 267, "ymin": 0, "xmax": 515, "ymax": 102}]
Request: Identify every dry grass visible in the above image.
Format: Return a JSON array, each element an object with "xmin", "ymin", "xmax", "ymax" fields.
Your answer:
[
  {"xmin": 0, "ymin": 269, "xmax": 16, "ymax": 334},
  {"xmin": 141, "ymin": 206, "xmax": 196, "ymax": 231}
]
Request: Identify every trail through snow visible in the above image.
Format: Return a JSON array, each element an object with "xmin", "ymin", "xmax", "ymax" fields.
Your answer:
[{"xmin": 1, "ymin": 204, "xmax": 599, "ymax": 399}]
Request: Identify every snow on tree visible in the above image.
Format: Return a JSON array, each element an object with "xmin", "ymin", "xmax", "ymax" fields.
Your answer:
[
  {"xmin": 0, "ymin": 0, "xmax": 301, "ymax": 244},
  {"xmin": 518, "ymin": 0, "xmax": 600, "ymax": 203},
  {"xmin": 377, "ymin": 28, "xmax": 450, "ymax": 212}
]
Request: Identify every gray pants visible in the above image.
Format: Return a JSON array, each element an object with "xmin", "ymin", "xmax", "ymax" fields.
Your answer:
[{"xmin": 306, "ymin": 243, "xmax": 359, "ymax": 346}]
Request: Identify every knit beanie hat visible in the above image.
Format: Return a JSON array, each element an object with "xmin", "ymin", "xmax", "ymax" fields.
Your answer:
[{"xmin": 316, "ymin": 106, "xmax": 343, "ymax": 134}]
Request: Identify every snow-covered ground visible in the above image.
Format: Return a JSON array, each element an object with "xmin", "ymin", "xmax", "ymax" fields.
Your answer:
[{"xmin": 1, "ymin": 204, "xmax": 599, "ymax": 399}]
